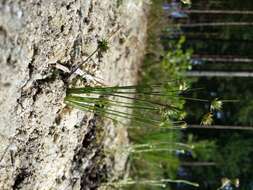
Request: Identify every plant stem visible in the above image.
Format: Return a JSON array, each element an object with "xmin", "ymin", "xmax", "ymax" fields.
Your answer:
[
  {"xmin": 66, "ymin": 96, "xmax": 162, "ymax": 111},
  {"xmin": 67, "ymin": 48, "xmax": 99, "ymax": 79},
  {"xmin": 102, "ymin": 178, "xmax": 199, "ymax": 187},
  {"xmin": 66, "ymin": 100, "xmax": 163, "ymax": 125}
]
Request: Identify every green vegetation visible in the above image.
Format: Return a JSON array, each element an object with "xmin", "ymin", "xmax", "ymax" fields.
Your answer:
[
  {"xmin": 66, "ymin": 0, "xmax": 253, "ymax": 189},
  {"xmin": 102, "ymin": 178, "xmax": 199, "ymax": 189},
  {"xmin": 65, "ymin": 36, "xmax": 221, "ymax": 189},
  {"xmin": 68, "ymin": 38, "xmax": 109, "ymax": 79},
  {"xmin": 66, "ymin": 84, "xmax": 188, "ymax": 126}
]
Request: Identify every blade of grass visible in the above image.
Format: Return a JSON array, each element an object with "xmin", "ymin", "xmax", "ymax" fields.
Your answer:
[{"xmin": 66, "ymin": 100, "xmax": 164, "ymax": 125}]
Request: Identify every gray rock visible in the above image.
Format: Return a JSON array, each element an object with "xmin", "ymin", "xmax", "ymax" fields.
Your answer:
[{"xmin": 0, "ymin": 0, "xmax": 148, "ymax": 189}]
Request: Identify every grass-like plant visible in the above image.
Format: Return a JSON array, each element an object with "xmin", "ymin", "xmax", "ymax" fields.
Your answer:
[
  {"xmin": 101, "ymin": 178, "xmax": 199, "ymax": 188},
  {"xmin": 69, "ymin": 39, "xmax": 110, "ymax": 77},
  {"xmin": 65, "ymin": 83, "xmax": 223, "ymax": 190},
  {"xmin": 65, "ymin": 83, "xmax": 222, "ymax": 127},
  {"xmin": 63, "ymin": 20, "xmax": 227, "ymax": 189},
  {"xmin": 65, "ymin": 83, "xmax": 182, "ymax": 125},
  {"xmin": 106, "ymin": 141, "xmax": 194, "ymax": 155}
]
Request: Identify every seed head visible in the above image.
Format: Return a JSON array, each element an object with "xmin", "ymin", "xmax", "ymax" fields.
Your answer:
[
  {"xmin": 97, "ymin": 39, "xmax": 109, "ymax": 53},
  {"xmin": 210, "ymin": 98, "xmax": 223, "ymax": 111},
  {"xmin": 201, "ymin": 112, "xmax": 213, "ymax": 126}
]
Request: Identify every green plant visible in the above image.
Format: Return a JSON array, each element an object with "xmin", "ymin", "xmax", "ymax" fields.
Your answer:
[
  {"xmin": 65, "ymin": 84, "xmax": 222, "ymax": 190},
  {"xmin": 101, "ymin": 178, "xmax": 199, "ymax": 189},
  {"xmin": 65, "ymin": 84, "xmax": 218, "ymax": 126},
  {"xmin": 106, "ymin": 141, "xmax": 194, "ymax": 155},
  {"xmin": 65, "ymin": 84, "xmax": 183, "ymax": 125},
  {"xmin": 65, "ymin": 40, "xmax": 222, "ymax": 188},
  {"xmin": 68, "ymin": 38, "xmax": 110, "ymax": 79},
  {"xmin": 217, "ymin": 178, "xmax": 240, "ymax": 190}
]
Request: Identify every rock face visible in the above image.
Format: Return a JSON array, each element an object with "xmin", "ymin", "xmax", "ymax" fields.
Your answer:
[{"xmin": 0, "ymin": 0, "xmax": 148, "ymax": 189}]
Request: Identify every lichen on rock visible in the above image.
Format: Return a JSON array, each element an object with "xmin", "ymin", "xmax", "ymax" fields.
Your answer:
[{"xmin": 0, "ymin": 0, "xmax": 148, "ymax": 189}]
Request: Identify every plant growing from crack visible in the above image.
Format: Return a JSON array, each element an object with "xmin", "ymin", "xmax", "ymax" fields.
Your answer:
[
  {"xmin": 66, "ymin": 28, "xmax": 122, "ymax": 82},
  {"xmin": 65, "ymin": 83, "xmax": 223, "ymax": 127},
  {"xmin": 64, "ymin": 84, "xmax": 226, "ymax": 190},
  {"xmin": 101, "ymin": 178, "xmax": 199, "ymax": 188},
  {"xmin": 68, "ymin": 38, "xmax": 110, "ymax": 79},
  {"xmin": 105, "ymin": 141, "xmax": 194, "ymax": 155}
]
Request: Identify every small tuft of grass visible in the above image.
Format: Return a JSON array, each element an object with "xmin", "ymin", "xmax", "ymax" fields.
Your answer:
[
  {"xmin": 97, "ymin": 39, "xmax": 110, "ymax": 53},
  {"xmin": 65, "ymin": 84, "xmax": 221, "ymax": 127}
]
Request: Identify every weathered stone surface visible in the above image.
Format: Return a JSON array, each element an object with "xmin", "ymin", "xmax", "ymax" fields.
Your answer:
[{"xmin": 0, "ymin": 0, "xmax": 148, "ymax": 189}]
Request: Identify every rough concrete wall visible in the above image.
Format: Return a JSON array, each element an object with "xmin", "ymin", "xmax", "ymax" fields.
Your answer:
[{"xmin": 0, "ymin": 0, "xmax": 148, "ymax": 189}]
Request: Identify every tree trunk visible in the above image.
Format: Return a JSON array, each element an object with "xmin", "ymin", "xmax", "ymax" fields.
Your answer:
[
  {"xmin": 0, "ymin": 1, "xmax": 148, "ymax": 189},
  {"xmin": 187, "ymin": 125, "xmax": 253, "ymax": 130},
  {"xmin": 181, "ymin": 161, "xmax": 216, "ymax": 167},
  {"xmin": 192, "ymin": 55, "xmax": 253, "ymax": 63},
  {"xmin": 184, "ymin": 10, "xmax": 253, "ymax": 15},
  {"xmin": 186, "ymin": 71, "xmax": 253, "ymax": 77},
  {"xmin": 164, "ymin": 36, "xmax": 253, "ymax": 44},
  {"xmin": 178, "ymin": 32, "xmax": 221, "ymax": 38},
  {"xmin": 172, "ymin": 22, "xmax": 253, "ymax": 28}
]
